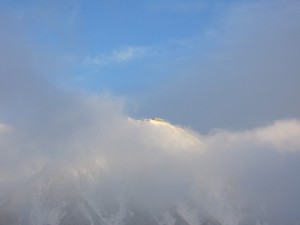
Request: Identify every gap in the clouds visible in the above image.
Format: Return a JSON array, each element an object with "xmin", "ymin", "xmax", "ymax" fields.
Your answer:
[
  {"xmin": 78, "ymin": 0, "xmax": 220, "ymax": 53},
  {"xmin": 0, "ymin": 0, "xmax": 231, "ymax": 120},
  {"xmin": 3, "ymin": 0, "xmax": 300, "ymax": 135}
]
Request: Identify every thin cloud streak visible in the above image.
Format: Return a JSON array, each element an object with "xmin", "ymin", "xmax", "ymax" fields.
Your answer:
[
  {"xmin": 0, "ymin": 33, "xmax": 300, "ymax": 222},
  {"xmin": 1, "ymin": 1, "xmax": 300, "ymax": 224},
  {"xmin": 83, "ymin": 46, "xmax": 147, "ymax": 67}
]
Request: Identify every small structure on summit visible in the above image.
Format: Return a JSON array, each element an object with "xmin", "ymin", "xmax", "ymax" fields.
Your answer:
[{"xmin": 151, "ymin": 118, "xmax": 165, "ymax": 122}]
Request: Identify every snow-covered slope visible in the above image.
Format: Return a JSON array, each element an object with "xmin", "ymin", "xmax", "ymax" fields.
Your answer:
[
  {"xmin": 0, "ymin": 165, "xmax": 222, "ymax": 225},
  {"xmin": 0, "ymin": 118, "xmax": 266, "ymax": 225},
  {"xmin": 135, "ymin": 118, "xmax": 203, "ymax": 152}
]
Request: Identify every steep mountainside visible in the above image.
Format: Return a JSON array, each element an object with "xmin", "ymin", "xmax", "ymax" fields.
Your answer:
[{"xmin": 0, "ymin": 119, "xmax": 266, "ymax": 225}]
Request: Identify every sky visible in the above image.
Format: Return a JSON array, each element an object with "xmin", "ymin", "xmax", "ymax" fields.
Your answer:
[
  {"xmin": 1, "ymin": 0, "xmax": 299, "ymax": 132},
  {"xmin": 0, "ymin": 1, "xmax": 300, "ymax": 224},
  {"xmin": 1, "ymin": 0, "xmax": 223, "ymax": 94},
  {"xmin": 0, "ymin": 0, "xmax": 300, "ymax": 225}
]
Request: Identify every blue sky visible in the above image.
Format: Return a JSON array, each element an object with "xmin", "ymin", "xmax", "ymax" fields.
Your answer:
[
  {"xmin": 0, "ymin": 0, "xmax": 299, "ymax": 131},
  {"xmin": 0, "ymin": 0, "xmax": 300, "ymax": 225},
  {"xmin": 0, "ymin": 0, "xmax": 227, "ymax": 91},
  {"xmin": 1, "ymin": 2, "xmax": 300, "ymax": 223}
]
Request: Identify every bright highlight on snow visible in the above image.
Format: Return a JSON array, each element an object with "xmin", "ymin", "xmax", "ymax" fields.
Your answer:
[
  {"xmin": 1, "ymin": 96, "xmax": 300, "ymax": 225},
  {"xmin": 1, "ymin": 0, "xmax": 300, "ymax": 224}
]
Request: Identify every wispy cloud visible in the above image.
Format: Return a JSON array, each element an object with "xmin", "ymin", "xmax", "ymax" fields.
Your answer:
[
  {"xmin": 83, "ymin": 46, "xmax": 147, "ymax": 67},
  {"xmin": 137, "ymin": 0, "xmax": 300, "ymax": 132},
  {"xmin": 205, "ymin": 119, "xmax": 300, "ymax": 153},
  {"xmin": 1, "ymin": 22, "xmax": 300, "ymax": 222},
  {"xmin": 1, "ymin": 1, "xmax": 300, "ymax": 224}
]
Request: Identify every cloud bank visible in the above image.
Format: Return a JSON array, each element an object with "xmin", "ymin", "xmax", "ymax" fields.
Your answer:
[
  {"xmin": 136, "ymin": 0, "xmax": 300, "ymax": 132},
  {"xmin": 1, "ymin": 39, "xmax": 300, "ymax": 222},
  {"xmin": 1, "ymin": 82, "xmax": 300, "ymax": 224},
  {"xmin": 1, "ymin": 1, "xmax": 300, "ymax": 224}
]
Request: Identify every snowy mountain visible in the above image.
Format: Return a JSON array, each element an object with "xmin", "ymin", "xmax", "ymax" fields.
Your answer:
[
  {"xmin": 0, "ymin": 119, "xmax": 266, "ymax": 225},
  {"xmin": 0, "ymin": 167, "xmax": 222, "ymax": 225}
]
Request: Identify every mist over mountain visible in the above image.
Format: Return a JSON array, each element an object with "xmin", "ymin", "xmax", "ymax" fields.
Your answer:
[
  {"xmin": 1, "ymin": 108, "xmax": 300, "ymax": 225},
  {"xmin": 1, "ymin": 0, "xmax": 300, "ymax": 224},
  {"xmin": 1, "ymin": 37, "xmax": 300, "ymax": 224}
]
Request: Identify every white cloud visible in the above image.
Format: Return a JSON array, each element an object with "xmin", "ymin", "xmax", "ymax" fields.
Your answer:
[
  {"xmin": 1, "ymin": 67, "xmax": 300, "ymax": 223},
  {"xmin": 253, "ymin": 119, "xmax": 300, "ymax": 151},
  {"xmin": 0, "ymin": 124, "xmax": 12, "ymax": 134},
  {"xmin": 1, "ymin": 2, "xmax": 300, "ymax": 223},
  {"xmin": 204, "ymin": 119, "xmax": 300, "ymax": 153},
  {"xmin": 1, "ymin": 99, "xmax": 300, "ymax": 224},
  {"xmin": 84, "ymin": 46, "xmax": 147, "ymax": 67},
  {"xmin": 138, "ymin": 0, "xmax": 300, "ymax": 132}
]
